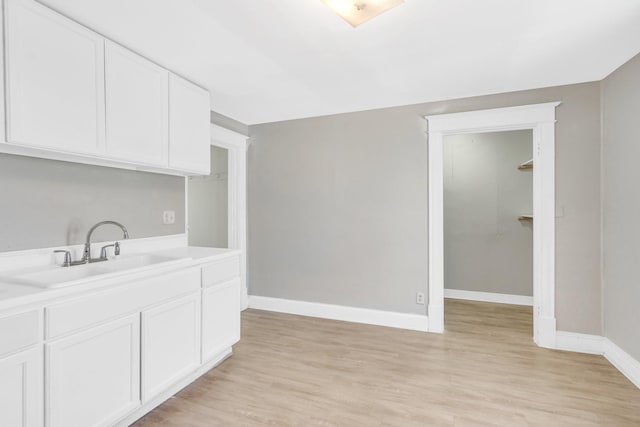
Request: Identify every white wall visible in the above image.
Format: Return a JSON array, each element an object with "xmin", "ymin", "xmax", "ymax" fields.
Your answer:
[
  {"xmin": 444, "ymin": 130, "xmax": 533, "ymax": 296},
  {"xmin": 188, "ymin": 146, "xmax": 228, "ymax": 248}
]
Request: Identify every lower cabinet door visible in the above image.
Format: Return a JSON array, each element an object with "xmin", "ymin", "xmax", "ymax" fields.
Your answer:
[
  {"xmin": 46, "ymin": 314, "xmax": 140, "ymax": 427},
  {"xmin": 0, "ymin": 347, "xmax": 43, "ymax": 427},
  {"xmin": 141, "ymin": 292, "xmax": 201, "ymax": 402},
  {"xmin": 202, "ymin": 278, "xmax": 241, "ymax": 363}
]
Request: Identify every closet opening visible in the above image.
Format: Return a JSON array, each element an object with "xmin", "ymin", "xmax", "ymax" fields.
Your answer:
[
  {"xmin": 425, "ymin": 103, "xmax": 560, "ymax": 347},
  {"xmin": 442, "ymin": 130, "xmax": 533, "ymax": 337},
  {"xmin": 188, "ymin": 145, "xmax": 229, "ymax": 248}
]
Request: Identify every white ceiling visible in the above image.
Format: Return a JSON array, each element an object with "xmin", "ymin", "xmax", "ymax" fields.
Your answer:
[{"xmin": 40, "ymin": 0, "xmax": 640, "ymax": 125}]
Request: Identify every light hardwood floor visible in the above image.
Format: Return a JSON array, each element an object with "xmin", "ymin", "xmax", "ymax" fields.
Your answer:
[{"xmin": 133, "ymin": 300, "xmax": 640, "ymax": 426}]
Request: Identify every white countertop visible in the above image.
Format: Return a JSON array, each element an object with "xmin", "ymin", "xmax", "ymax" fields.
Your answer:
[{"xmin": 0, "ymin": 245, "xmax": 240, "ymax": 312}]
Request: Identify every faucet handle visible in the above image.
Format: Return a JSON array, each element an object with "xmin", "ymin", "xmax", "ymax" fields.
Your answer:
[
  {"xmin": 99, "ymin": 244, "xmax": 114, "ymax": 259},
  {"xmin": 99, "ymin": 242, "xmax": 121, "ymax": 259},
  {"xmin": 53, "ymin": 250, "xmax": 72, "ymax": 267}
]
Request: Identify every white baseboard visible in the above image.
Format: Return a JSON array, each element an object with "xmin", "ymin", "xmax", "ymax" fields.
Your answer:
[
  {"xmin": 555, "ymin": 331, "xmax": 604, "ymax": 355},
  {"xmin": 444, "ymin": 289, "xmax": 533, "ymax": 306},
  {"xmin": 248, "ymin": 296, "xmax": 429, "ymax": 332},
  {"xmin": 603, "ymin": 338, "xmax": 640, "ymax": 389},
  {"xmin": 553, "ymin": 332, "xmax": 639, "ymax": 389}
]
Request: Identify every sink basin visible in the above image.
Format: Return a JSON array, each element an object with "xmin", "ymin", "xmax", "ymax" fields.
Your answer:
[
  {"xmin": 98, "ymin": 254, "xmax": 180, "ymax": 272},
  {"xmin": 10, "ymin": 264, "xmax": 108, "ymax": 286},
  {"xmin": 0, "ymin": 254, "xmax": 190, "ymax": 289}
]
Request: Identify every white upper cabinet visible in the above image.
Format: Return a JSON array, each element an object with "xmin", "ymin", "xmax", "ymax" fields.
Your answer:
[
  {"xmin": 1, "ymin": 0, "xmax": 211, "ymax": 175},
  {"xmin": 4, "ymin": 0, "xmax": 105, "ymax": 155},
  {"xmin": 169, "ymin": 74, "xmax": 211, "ymax": 175},
  {"xmin": 105, "ymin": 41, "xmax": 169, "ymax": 167}
]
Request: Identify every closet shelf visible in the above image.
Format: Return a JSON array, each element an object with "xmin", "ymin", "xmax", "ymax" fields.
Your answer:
[
  {"xmin": 518, "ymin": 214, "xmax": 533, "ymax": 221},
  {"xmin": 518, "ymin": 159, "xmax": 533, "ymax": 170}
]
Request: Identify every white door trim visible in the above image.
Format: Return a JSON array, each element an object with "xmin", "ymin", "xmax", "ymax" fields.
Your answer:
[
  {"xmin": 209, "ymin": 124, "xmax": 249, "ymax": 310},
  {"xmin": 425, "ymin": 102, "xmax": 560, "ymax": 348},
  {"xmin": 185, "ymin": 124, "xmax": 249, "ymax": 310}
]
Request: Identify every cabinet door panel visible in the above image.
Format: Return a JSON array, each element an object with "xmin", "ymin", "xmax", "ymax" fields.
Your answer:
[
  {"xmin": 141, "ymin": 293, "xmax": 201, "ymax": 401},
  {"xmin": 0, "ymin": 347, "xmax": 43, "ymax": 427},
  {"xmin": 4, "ymin": 0, "xmax": 105, "ymax": 154},
  {"xmin": 202, "ymin": 278, "xmax": 240, "ymax": 363},
  {"xmin": 105, "ymin": 41, "xmax": 168, "ymax": 166},
  {"xmin": 46, "ymin": 315, "xmax": 140, "ymax": 427},
  {"xmin": 168, "ymin": 74, "xmax": 210, "ymax": 174}
]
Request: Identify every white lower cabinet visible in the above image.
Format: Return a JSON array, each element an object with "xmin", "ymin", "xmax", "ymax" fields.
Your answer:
[
  {"xmin": 141, "ymin": 292, "xmax": 201, "ymax": 402},
  {"xmin": 46, "ymin": 314, "xmax": 140, "ymax": 427},
  {"xmin": 0, "ymin": 347, "xmax": 43, "ymax": 427},
  {"xmin": 202, "ymin": 278, "xmax": 241, "ymax": 363},
  {"xmin": 3, "ymin": 257, "xmax": 242, "ymax": 426}
]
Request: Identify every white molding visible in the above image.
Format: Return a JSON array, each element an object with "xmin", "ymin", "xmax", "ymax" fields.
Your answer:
[
  {"xmin": 248, "ymin": 296, "xmax": 429, "ymax": 332},
  {"xmin": 210, "ymin": 124, "xmax": 248, "ymax": 149},
  {"xmin": 444, "ymin": 289, "xmax": 533, "ymax": 306},
  {"xmin": 425, "ymin": 102, "xmax": 560, "ymax": 347},
  {"xmin": 554, "ymin": 331, "xmax": 604, "ymax": 355},
  {"xmin": 603, "ymin": 339, "xmax": 640, "ymax": 389},
  {"xmin": 425, "ymin": 102, "xmax": 560, "ymax": 133},
  {"xmin": 209, "ymin": 124, "xmax": 249, "ymax": 311}
]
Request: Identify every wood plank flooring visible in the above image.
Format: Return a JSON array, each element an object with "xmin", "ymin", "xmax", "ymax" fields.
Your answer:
[{"xmin": 133, "ymin": 299, "xmax": 640, "ymax": 426}]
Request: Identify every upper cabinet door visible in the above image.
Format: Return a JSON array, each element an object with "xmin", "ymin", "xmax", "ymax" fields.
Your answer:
[
  {"xmin": 4, "ymin": 0, "xmax": 105, "ymax": 154},
  {"xmin": 169, "ymin": 74, "xmax": 210, "ymax": 175},
  {"xmin": 105, "ymin": 41, "xmax": 169, "ymax": 166}
]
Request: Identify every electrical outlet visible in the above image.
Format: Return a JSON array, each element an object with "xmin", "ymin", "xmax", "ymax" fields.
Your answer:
[
  {"xmin": 416, "ymin": 292, "xmax": 425, "ymax": 305},
  {"xmin": 163, "ymin": 210, "xmax": 176, "ymax": 225}
]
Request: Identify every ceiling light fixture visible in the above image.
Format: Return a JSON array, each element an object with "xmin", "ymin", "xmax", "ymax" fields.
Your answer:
[{"xmin": 321, "ymin": 0, "xmax": 404, "ymax": 27}]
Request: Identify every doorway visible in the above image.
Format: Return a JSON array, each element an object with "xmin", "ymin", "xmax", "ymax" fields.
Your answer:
[
  {"xmin": 188, "ymin": 145, "xmax": 229, "ymax": 248},
  {"xmin": 186, "ymin": 123, "xmax": 249, "ymax": 309},
  {"xmin": 425, "ymin": 103, "xmax": 560, "ymax": 348},
  {"xmin": 442, "ymin": 130, "xmax": 534, "ymax": 333}
]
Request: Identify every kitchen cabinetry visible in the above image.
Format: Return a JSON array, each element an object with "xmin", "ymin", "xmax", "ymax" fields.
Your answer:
[
  {"xmin": 0, "ymin": 250, "xmax": 241, "ymax": 426},
  {"xmin": 105, "ymin": 41, "xmax": 169, "ymax": 166},
  {"xmin": 0, "ymin": 309, "xmax": 43, "ymax": 427},
  {"xmin": 169, "ymin": 73, "xmax": 211, "ymax": 174},
  {"xmin": 46, "ymin": 314, "xmax": 140, "ymax": 427},
  {"xmin": 4, "ymin": 0, "xmax": 105, "ymax": 155},
  {"xmin": 0, "ymin": 347, "xmax": 43, "ymax": 427},
  {"xmin": 141, "ymin": 292, "xmax": 201, "ymax": 402},
  {"xmin": 1, "ymin": 0, "xmax": 210, "ymax": 175},
  {"xmin": 202, "ymin": 278, "xmax": 241, "ymax": 363}
]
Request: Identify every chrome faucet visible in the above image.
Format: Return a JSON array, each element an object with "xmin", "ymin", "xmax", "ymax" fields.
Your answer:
[{"xmin": 83, "ymin": 221, "xmax": 130, "ymax": 263}]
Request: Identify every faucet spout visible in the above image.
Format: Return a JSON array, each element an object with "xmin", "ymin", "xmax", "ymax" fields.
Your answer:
[{"xmin": 83, "ymin": 220, "xmax": 130, "ymax": 263}]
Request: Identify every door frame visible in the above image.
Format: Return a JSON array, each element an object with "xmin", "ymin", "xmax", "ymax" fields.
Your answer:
[
  {"xmin": 210, "ymin": 124, "xmax": 249, "ymax": 310},
  {"xmin": 185, "ymin": 124, "xmax": 249, "ymax": 310},
  {"xmin": 425, "ymin": 102, "xmax": 560, "ymax": 348}
]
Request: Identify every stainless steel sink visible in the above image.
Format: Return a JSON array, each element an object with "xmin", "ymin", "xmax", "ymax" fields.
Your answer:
[{"xmin": 1, "ymin": 254, "xmax": 189, "ymax": 288}]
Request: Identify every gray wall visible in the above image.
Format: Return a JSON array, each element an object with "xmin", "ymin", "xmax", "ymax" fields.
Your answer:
[
  {"xmin": 444, "ymin": 131, "xmax": 533, "ymax": 296},
  {"xmin": 602, "ymin": 53, "xmax": 640, "ymax": 361},
  {"xmin": 188, "ymin": 146, "xmax": 229, "ymax": 248},
  {"xmin": 211, "ymin": 111, "xmax": 249, "ymax": 136},
  {"xmin": 249, "ymin": 82, "xmax": 602, "ymax": 334},
  {"xmin": 0, "ymin": 153, "xmax": 185, "ymax": 251}
]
